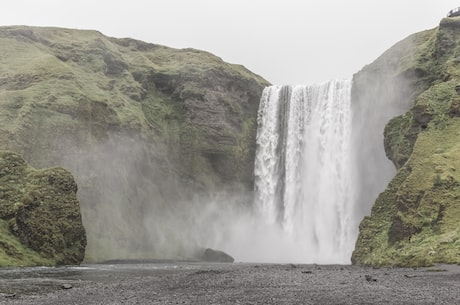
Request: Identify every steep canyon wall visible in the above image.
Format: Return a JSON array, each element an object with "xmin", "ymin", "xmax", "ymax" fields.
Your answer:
[
  {"xmin": 0, "ymin": 26, "xmax": 269, "ymax": 262},
  {"xmin": 352, "ymin": 18, "xmax": 460, "ymax": 266}
]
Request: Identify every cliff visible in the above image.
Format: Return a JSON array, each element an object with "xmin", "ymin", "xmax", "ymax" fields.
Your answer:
[
  {"xmin": 352, "ymin": 17, "xmax": 460, "ymax": 266},
  {"xmin": 0, "ymin": 26, "xmax": 269, "ymax": 261},
  {"xmin": 0, "ymin": 150, "xmax": 86, "ymax": 266}
]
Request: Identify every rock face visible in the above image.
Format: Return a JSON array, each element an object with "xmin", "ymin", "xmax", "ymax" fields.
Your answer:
[
  {"xmin": 352, "ymin": 18, "xmax": 460, "ymax": 267},
  {"xmin": 0, "ymin": 150, "xmax": 86, "ymax": 266},
  {"xmin": 0, "ymin": 26, "xmax": 269, "ymax": 261},
  {"xmin": 350, "ymin": 28, "xmax": 433, "ymax": 227}
]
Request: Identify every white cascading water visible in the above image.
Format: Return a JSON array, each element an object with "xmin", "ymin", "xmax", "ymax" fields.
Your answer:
[{"xmin": 254, "ymin": 80, "xmax": 354, "ymax": 264}]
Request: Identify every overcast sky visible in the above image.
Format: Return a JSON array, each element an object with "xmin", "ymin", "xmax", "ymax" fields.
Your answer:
[{"xmin": 1, "ymin": 1, "xmax": 458, "ymax": 84}]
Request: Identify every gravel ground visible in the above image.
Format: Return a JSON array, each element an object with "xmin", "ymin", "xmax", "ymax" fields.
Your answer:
[{"xmin": 0, "ymin": 263, "xmax": 459, "ymax": 304}]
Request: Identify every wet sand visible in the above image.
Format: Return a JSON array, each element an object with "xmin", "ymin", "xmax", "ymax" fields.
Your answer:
[{"xmin": 0, "ymin": 263, "xmax": 459, "ymax": 304}]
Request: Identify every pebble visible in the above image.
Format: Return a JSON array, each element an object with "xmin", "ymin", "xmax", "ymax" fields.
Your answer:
[
  {"xmin": 365, "ymin": 275, "xmax": 377, "ymax": 282},
  {"xmin": 61, "ymin": 284, "xmax": 73, "ymax": 290}
]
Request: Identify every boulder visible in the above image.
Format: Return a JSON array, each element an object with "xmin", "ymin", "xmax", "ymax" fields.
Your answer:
[
  {"xmin": 201, "ymin": 248, "xmax": 234, "ymax": 263},
  {"xmin": 0, "ymin": 150, "xmax": 86, "ymax": 266}
]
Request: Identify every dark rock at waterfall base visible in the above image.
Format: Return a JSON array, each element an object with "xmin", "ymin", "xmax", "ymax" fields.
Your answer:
[{"xmin": 200, "ymin": 248, "xmax": 234, "ymax": 263}]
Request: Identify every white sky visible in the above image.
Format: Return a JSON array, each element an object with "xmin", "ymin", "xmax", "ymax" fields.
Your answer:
[{"xmin": 0, "ymin": 0, "xmax": 458, "ymax": 84}]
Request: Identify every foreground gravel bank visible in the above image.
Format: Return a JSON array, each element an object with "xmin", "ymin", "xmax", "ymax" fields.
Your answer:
[{"xmin": 0, "ymin": 263, "xmax": 459, "ymax": 304}]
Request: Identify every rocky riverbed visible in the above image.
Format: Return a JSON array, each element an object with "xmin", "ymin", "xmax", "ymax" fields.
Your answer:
[{"xmin": 0, "ymin": 262, "xmax": 459, "ymax": 304}]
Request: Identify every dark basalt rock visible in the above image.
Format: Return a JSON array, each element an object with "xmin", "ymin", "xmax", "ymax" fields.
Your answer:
[{"xmin": 201, "ymin": 248, "xmax": 234, "ymax": 263}]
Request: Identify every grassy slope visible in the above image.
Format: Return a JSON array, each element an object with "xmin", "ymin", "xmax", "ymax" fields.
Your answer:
[
  {"xmin": 352, "ymin": 18, "xmax": 460, "ymax": 267},
  {"xmin": 0, "ymin": 26, "xmax": 269, "ymax": 262},
  {"xmin": 0, "ymin": 26, "xmax": 269, "ymax": 187},
  {"xmin": 0, "ymin": 219, "xmax": 52, "ymax": 266}
]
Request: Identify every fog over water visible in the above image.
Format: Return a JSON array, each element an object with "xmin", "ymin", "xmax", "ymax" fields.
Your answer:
[
  {"xmin": 196, "ymin": 75, "xmax": 409, "ymax": 264},
  {"xmin": 0, "ymin": 1, "xmax": 448, "ymax": 263},
  {"xmin": 43, "ymin": 48, "xmax": 415, "ymax": 263},
  {"xmin": 34, "ymin": 64, "xmax": 412, "ymax": 264}
]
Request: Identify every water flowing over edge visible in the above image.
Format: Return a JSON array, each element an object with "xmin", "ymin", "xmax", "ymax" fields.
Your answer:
[{"xmin": 253, "ymin": 80, "xmax": 354, "ymax": 264}]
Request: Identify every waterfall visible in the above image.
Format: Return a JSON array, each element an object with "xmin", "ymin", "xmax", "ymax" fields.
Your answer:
[{"xmin": 254, "ymin": 80, "xmax": 354, "ymax": 264}]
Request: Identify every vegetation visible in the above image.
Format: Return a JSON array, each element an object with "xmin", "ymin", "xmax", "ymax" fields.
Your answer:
[
  {"xmin": 0, "ymin": 150, "xmax": 86, "ymax": 266},
  {"xmin": 0, "ymin": 26, "xmax": 269, "ymax": 263},
  {"xmin": 352, "ymin": 18, "xmax": 460, "ymax": 267}
]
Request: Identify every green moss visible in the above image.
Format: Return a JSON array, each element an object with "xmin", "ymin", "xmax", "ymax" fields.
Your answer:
[
  {"xmin": 354, "ymin": 118, "xmax": 460, "ymax": 267},
  {"xmin": 0, "ymin": 219, "xmax": 53, "ymax": 267},
  {"xmin": 180, "ymin": 84, "xmax": 206, "ymax": 100},
  {"xmin": 353, "ymin": 18, "xmax": 460, "ymax": 267},
  {"xmin": 384, "ymin": 112, "xmax": 416, "ymax": 169},
  {"xmin": 0, "ymin": 25, "xmax": 269, "ymax": 262},
  {"xmin": 0, "ymin": 150, "xmax": 86, "ymax": 266}
]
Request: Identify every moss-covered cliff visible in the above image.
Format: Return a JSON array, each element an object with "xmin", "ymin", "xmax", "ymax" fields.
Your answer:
[
  {"xmin": 0, "ymin": 26, "xmax": 269, "ymax": 261},
  {"xmin": 0, "ymin": 150, "xmax": 86, "ymax": 266},
  {"xmin": 352, "ymin": 17, "xmax": 460, "ymax": 267}
]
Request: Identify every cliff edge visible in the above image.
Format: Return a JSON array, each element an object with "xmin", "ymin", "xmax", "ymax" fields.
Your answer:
[{"xmin": 352, "ymin": 17, "xmax": 460, "ymax": 267}]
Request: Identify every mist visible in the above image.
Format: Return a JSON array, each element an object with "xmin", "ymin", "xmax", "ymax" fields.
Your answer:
[
  {"xmin": 350, "ymin": 35, "xmax": 422, "ymax": 225},
  {"xmin": 48, "ymin": 64, "xmax": 417, "ymax": 264},
  {"xmin": 35, "ymin": 32, "xmax": 422, "ymax": 264},
  {"xmin": 45, "ymin": 131, "xmax": 284, "ymax": 262},
  {"xmin": 46, "ymin": 130, "xmax": 348, "ymax": 263}
]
